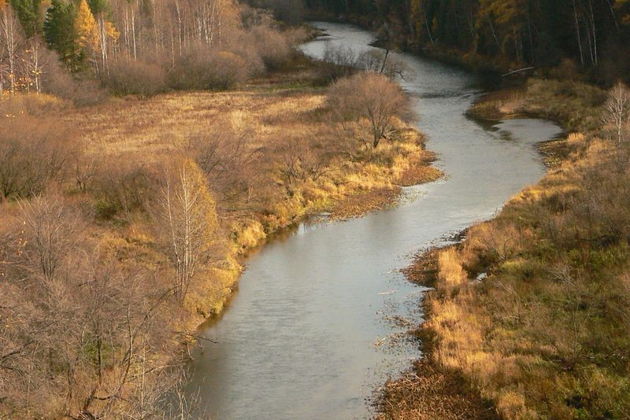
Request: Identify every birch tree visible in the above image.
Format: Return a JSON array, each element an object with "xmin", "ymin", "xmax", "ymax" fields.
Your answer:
[
  {"xmin": 0, "ymin": 3, "xmax": 22, "ymax": 93},
  {"xmin": 156, "ymin": 159, "xmax": 219, "ymax": 303},
  {"xmin": 604, "ymin": 82, "xmax": 629, "ymax": 145}
]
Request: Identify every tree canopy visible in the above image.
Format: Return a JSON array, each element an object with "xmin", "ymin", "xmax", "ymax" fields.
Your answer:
[{"xmin": 307, "ymin": 0, "xmax": 630, "ymax": 81}]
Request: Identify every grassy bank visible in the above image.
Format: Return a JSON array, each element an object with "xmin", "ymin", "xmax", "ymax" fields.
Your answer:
[
  {"xmin": 62, "ymin": 67, "xmax": 440, "ymax": 315},
  {"xmin": 379, "ymin": 79, "xmax": 630, "ymax": 419},
  {"xmin": 0, "ymin": 52, "xmax": 440, "ymax": 417}
]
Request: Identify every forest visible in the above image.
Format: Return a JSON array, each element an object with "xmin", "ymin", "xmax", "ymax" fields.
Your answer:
[
  {"xmin": 306, "ymin": 0, "xmax": 630, "ymax": 81},
  {"xmin": 0, "ymin": 0, "xmax": 308, "ymax": 97}
]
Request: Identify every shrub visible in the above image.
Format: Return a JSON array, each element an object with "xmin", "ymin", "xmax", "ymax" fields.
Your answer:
[
  {"xmin": 89, "ymin": 158, "xmax": 161, "ymax": 219},
  {"xmin": 168, "ymin": 48, "xmax": 250, "ymax": 91},
  {"xmin": 42, "ymin": 58, "xmax": 107, "ymax": 106},
  {"xmin": 250, "ymin": 25, "xmax": 292, "ymax": 70},
  {"xmin": 101, "ymin": 58, "xmax": 168, "ymax": 96},
  {"xmin": 328, "ymin": 72, "xmax": 413, "ymax": 148},
  {"xmin": 0, "ymin": 117, "xmax": 78, "ymax": 199}
]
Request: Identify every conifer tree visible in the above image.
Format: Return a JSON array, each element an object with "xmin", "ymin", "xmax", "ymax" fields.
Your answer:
[
  {"xmin": 9, "ymin": 0, "xmax": 42, "ymax": 37},
  {"xmin": 44, "ymin": 0, "xmax": 79, "ymax": 68},
  {"xmin": 87, "ymin": 0, "xmax": 107, "ymax": 15},
  {"xmin": 75, "ymin": 0, "xmax": 99, "ymax": 55}
]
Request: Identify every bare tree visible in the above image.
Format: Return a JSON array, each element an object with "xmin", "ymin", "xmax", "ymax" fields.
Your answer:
[
  {"xmin": 155, "ymin": 159, "xmax": 220, "ymax": 302},
  {"xmin": 0, "ymin": 4, "xmax": 22, "ymax": 93},
  {"xmin": 24, "ymin": 38, "xmax": 44, "ymax": 93},
  {"xmin": 17, "ymin": 195, "xmax": 83, "ymax": 284},
  {"xmin": 1, "ymin": 194, "xmax": 185, "ymax": 419},
  {"xmin": 187, "ymin": 116, "xmax": 263, "ymax": 205},
  {"xmin": 355, "ymin": 49, "xmax": 413, "ymax": 80},
  {"xmin": 604, "ymin": 82, "xmax": 629, "ymax": 144},
  {"xmin": 327, "ymin": 72, "xmax": 414, "ymax": 148}
]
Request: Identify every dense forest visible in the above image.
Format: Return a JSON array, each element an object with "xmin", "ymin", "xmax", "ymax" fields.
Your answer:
[{"xmin": 306, "ymin": 0, "xmax": 630, "ymax": 81}]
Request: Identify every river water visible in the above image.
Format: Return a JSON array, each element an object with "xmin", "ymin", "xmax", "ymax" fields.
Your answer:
[{"xmin": 186, "ymin": 22, "xmax": 562, "ymax": 420}]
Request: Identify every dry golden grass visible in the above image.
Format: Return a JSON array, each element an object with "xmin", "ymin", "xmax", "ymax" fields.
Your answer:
[
  {"xmin": 381, "ymin": 81, "xmax": 630, "ymax": 420},
  {"xmin": 468, "ymin": 78, "xmax": 606, "ymax": 133},
  {"xmin": 401, "ymin": 141, "xmax": 630, "ymax": 419},
  {"xmin": 56, "ymin": 75, "xmax": 440, "ymax": 319},
  {"xmin": 63, "ymin": 88, "xmax": 324, "ymax": 157}
]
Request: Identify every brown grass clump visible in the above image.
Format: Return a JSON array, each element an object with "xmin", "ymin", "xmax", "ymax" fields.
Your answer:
[
  {"xmin": 377, "ymin": 359, "xmax": 498, "ymax": 420},
  {"xmin": 0, "ymin": 112, "xmax": 79, "ymax": 199},
  {"xmin": 330, "ymin": 187, "xmax": 400, "ymax": 220}
]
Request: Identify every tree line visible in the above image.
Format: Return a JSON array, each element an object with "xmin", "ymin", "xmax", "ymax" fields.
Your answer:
[
  {"xmin": 306, "ymin": 0, "xmax": 630, "ymax": 81},
  {"xmin": 0, "ymin": 0, "xmax": 303, "ymax": 96}
]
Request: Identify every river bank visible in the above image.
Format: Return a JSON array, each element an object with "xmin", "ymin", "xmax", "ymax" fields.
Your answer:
[
  {"xmin": 0, "ymin": 45, "xmax": 439, "ymax": 417},
  {"xmin": 63, "ymin": 60, "xmax": 440, "ymax": 323},
  {"xmin": 185, "ymin": 22, "xmax": 565, "ymax": 419},
  {"xmin": 378, "ymin": 74, "xmax": 629, "ymax": 419}
]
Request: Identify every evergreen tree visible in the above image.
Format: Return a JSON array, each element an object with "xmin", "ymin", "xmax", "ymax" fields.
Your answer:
[
  {"xmin": 87, "ymin": 0, "xmax": 108, "ymax": 15},
  {"xmin": 44, "ymin": 0, "xmax": 79, "ymax": 69},
  {"xmin": 9, "ymin": 0, "xmax": 42, "ymax": 37}
]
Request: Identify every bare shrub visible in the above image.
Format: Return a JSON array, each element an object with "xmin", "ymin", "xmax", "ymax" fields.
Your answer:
[
  {"xmin": 186, "ymin": 115, "xmax": 263, "ymax": 207},
  {"xmin": 250, "ymin": 25, "xmax": 292, "ymax": 70},
  {"xmin": 169, "ymin": 47, "xmax": 250, "ymax": 91},
  {"xmin": 273, "ymin": 135, "xmax": 328, "ymax": 194},
  {"xmin": 89, "ymin": 158, "xmax": 161, "ymax": 220},
  {"xmin": 102, "ymin": 57, "xmax": 168, "ymax": 96},
  {"xmin": 317, "ymin": 44, "xmax": 359, "ymax": 82},
  {"xmin": 0, "ymin": 117, "xmax": 79, "ymax": 199},
  {"xmin": 328, "ymin": 72, "xmax": 414, "ymax": 148},
  {"xmin": 319, "ymin": 45, "xmax": 413, "ymax": 83},
  {"xmin": 283, "ymin": 26, "xmax": 310, "ymax": 46},
  {"xmin": 0, "ymin": 193, "xmax": 185, "ymax": 418},
  {"xmin": 17, "ymin": 195, "xmax": 84, "ymax": 283},
  {"xmin": 356, "ymin": 49, "xmax": 413, "ymax": 80},
  {"xmin": 324, "ymin": 44, "xmax": 358, "ymax": 68},
  {"xmin": 42, "ymin": 56, "xmax": 107, "ymax": 106}
]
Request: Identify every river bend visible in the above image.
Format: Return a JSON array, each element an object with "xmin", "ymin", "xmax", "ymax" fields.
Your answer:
[{"xmin": 187, "ymin": 22, "xmax": 562, "ymax": 420}]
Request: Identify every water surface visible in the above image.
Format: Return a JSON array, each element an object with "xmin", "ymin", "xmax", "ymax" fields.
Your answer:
[{"xmin": 187, "ymin": 22, "xmax": 562, "ymax": 420}]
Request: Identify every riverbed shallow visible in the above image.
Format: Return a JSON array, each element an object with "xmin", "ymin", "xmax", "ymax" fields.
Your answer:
[{"xmin": 186, "ymin": 22, "xmax": 562, "ymax": 420}]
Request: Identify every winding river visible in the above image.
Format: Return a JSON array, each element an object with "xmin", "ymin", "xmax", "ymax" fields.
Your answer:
[{"xmin": 187, "ymin": 22, "xmax": 562, "ymax": 419}]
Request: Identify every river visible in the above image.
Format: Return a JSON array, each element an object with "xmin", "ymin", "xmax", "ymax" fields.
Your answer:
[{"xmin": 186, "ymin": 22, "xmax": 562, "ymax": 420}]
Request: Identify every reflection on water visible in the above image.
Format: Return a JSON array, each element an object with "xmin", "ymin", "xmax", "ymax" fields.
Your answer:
[{"xmin": 186, "ymin": 22, "xmax": 563, "ymax": 420}]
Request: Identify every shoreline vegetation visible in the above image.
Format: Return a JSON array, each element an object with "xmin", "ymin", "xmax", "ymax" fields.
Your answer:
[
  {"xmin": 0, "ymin": 6, "xmax": 441, "ymax": 415},
  {"xmin": 378, "ymin": 74, "xmax": 630, "ymax": 419},
  {"xmin": 2, "ymin": 0, "xmax": 628, "ymax": 417}
]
